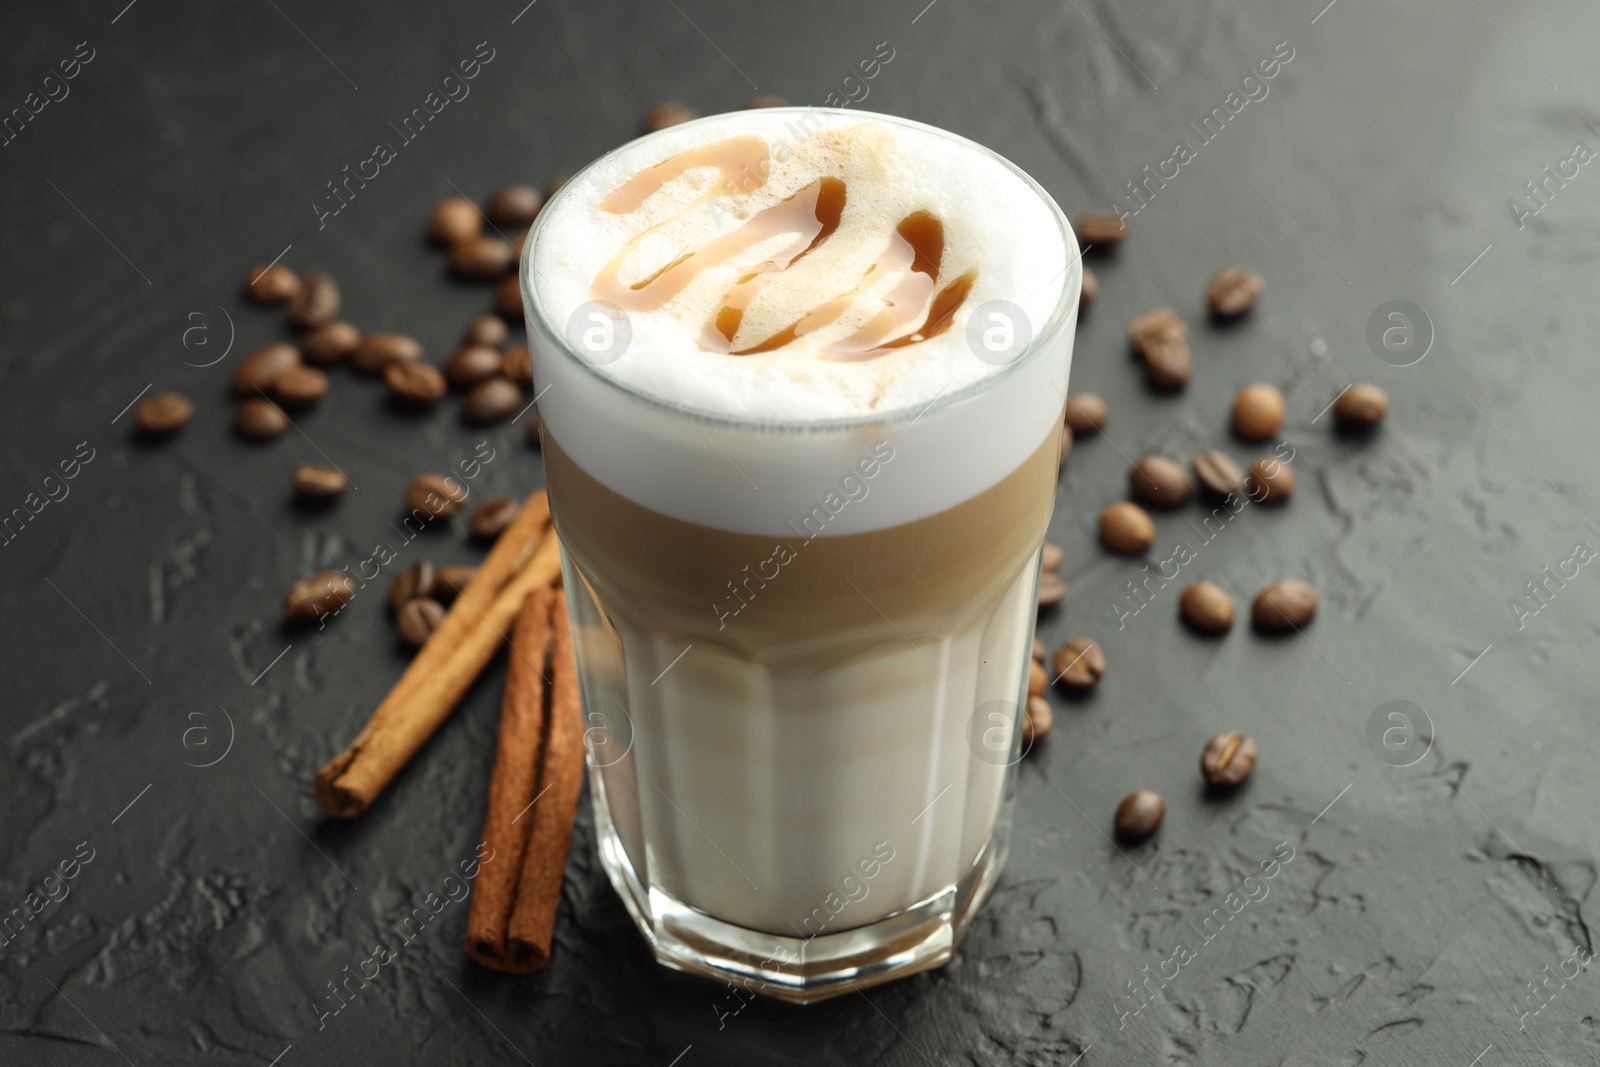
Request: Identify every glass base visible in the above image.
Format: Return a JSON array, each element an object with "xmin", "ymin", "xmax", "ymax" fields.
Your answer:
[{"xmin": 592, "ymin": 788, "xmax": 1011, "ymax": 1005}]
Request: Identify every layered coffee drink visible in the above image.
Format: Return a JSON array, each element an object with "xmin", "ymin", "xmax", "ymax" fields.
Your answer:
[{"xmin": 522, "ymin": 108, "xmax": 1078, "ymax": 1002}]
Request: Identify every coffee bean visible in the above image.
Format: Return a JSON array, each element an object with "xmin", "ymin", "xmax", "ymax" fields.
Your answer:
[
  {"xmin": 502, "ymin": 345, "xmax": 532, "ymax": 388},
  {"xmin": 463, "ymin": 315, "xmax": 509, "ymax": 348},
  {"xmin": 243, "ymin": 263, "xmax": 300, "ymax": 305},
  {"xmin": 1232, "ymin": 383, "xmax": 1285, "ymax": 441},
  {"xmin": 283, "ymin": 570, "xmax": 356, "ymax": 624},
  {"xmin": 288, "ymin": 271, "xmax": 340, "ymax": 329},
  {"xmin": 1179, "ymin": 581, "xmax": 1234, "ymax": 633},
  {"xmin": 353, "ymin": 332, "xmax": 423, "ymax": 375},
  {"xmin": 405, "ymin": 474, "xmax": 466, "ymax": 518},
  {"xmin": 744, "ymin": 94, "xmax": 789, "ymax": 108},
  {"xmin": 1334, "ymin": 383, "xmax": 1388, "ymax": 429},
  {"xmin": 1059, "ymin": 425, "xmax": 1073, "ymax": 469},
  {"xmin": 496, "ymin": 274, "xmax": 524, "ymax": 318},
  {"xmin": 385, "ymin": 359, "xmax": 447, "ymax": 407},
  {"xmin": 1246, "ymin": 456, "xmax": 1295, "ymax": 504},
  {"xmin": 302, "ymin": 321, "xmax": 361, "ymax": 365},
  {"xmin": 232, "ymin": 343, "xmax": 301, "ymax": 396},
  {"xmin": 1193, "ymin": 449, "xmax": 1246, "ymax": 498},
  {"xmin": 235, "ymin": 398, "xmax": 288, "ymax": 440},
  {"xmin": 526, "ymin": 416, "xmax": 542, "ymax": 448},
  {"xmin": 1064, "ymin": 392, "xmax": 1107, "ymax": 433},
  {"xmin": 444, "ymin": 345, "xmax": 503, "ymax": 389},
  {"xmin": 1129, "ymin": 309, "xmax": 1187, "ymax": 353},
  {"xmin": 463, "ymin": 376, "xmax": 522, "ymax": 424},
  {"xmin": 1099, "ymin": 501, "xmax": 1155, "ymax": 554},
  {"xmin": 293, "ymin": 462, "xmax": 349, "ymax": 501},
  {"xmin": 1042, "ymin": 542, "xmax": 1064, "ymax": 572},
  {"xmin": 468, "ymin": 495, "xmax": 520, "ymax": 539},
  {"xmin": 396, "ymin": 596, "xmax": 446, "ymax": 648},
  {"xmin": 134, "ymin": 392, "xmax": 193, "ymax": 437},
  {"xmin": 434, "ymin": 565, "xmax": 477, "ymax": 602},
  {"xmin": 1023, "ymin": 695, "xmax": 1053, "ymax": 747},
  {"xmin": 1114, "ymin": 789, "xmax": 1164, "ymax": 841},
  {"xmin": 274, "ymin": 365, "xmax": 329, "ymax": 409},
  {"xmin": 1028, "ymin": 658, "xmax": 1047, "ymax": 698},
  {"xmin": 1079, "ymin": 266, "xmax": 1098, "ymax": 315},
  {"xmin": 1077, "ymin": 213, "xmax": 1127, "ymax": 247},
  {"xmin": 428, "ymin": 197, "xmax": 482, "ymax": 245},
  {"xmin": 1032, "ymin": 638, "xmax": 1046, "ymax": 663},
  {"xmin": 389, "ymin": 560, "xmax": 436, "ymax": 610},
  {"xmin": 642, "ymin": 101, "xmax": 698, "ymax": 132},
  {"xmin": 1201, "ymin": 731, "xmax": 1258, "ymax": 787},
  {"xmin": 450, "ymin": 236, "xmax": 517, "ymax": 279},
  {"xmin": 1252, "ymin": 579, "xmax": 1317, "ymax": 631},
  {"xmin": 1129, "ymin": 455, "xmax": 1191, "ymax": 509},
  {"xmin": 1051, "ymin": 637, "xmax": 1106, "ymax": 690},
  {"xmin": 1129, "ymin": 310, "xmax": 1190, "ymax": 392},
  {"xmin": 486, "ymin": 184, "xmax": 543, "ymax": 228},
  {"xmin": 1037, "ymin": 570, "xmax": 1067, "ymax": 608},
  {"xmin": 1207, "ymin": 266, "xmax": 1263, "ymax": 318}
]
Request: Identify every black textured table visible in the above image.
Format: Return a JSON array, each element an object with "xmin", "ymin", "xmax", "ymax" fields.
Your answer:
[{"xmin": 4, "ymin": 1, "xmax": 1597, "ymax": 1064}]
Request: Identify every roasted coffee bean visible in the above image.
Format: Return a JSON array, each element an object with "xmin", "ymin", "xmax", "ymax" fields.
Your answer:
[
  {"xmin": 642, "ymin": 101, "xmax": 698, "ymax": 131},
  {"xmin": 388, "ymin": 560, "xmax": 436, "ymax": 610},
  {"xmin": 134, "ymin": 392, "xmax": 193, "ymax": 437},
  {"xmin": 1059, "ymin": 425, "xmax": 1073, "ymax": 468},
  {"xmin": 1247, "ymin": 456, "xmax": 1295, "ymax": 504},
  {"xmin": 1142, "ymin": 337, "xmax": 1192, "ymax": 392},
  {"xmin": 385, "ymin": 360, "xmax": 447, "ymax": 407},
  {"xmin": 450, "ymin": 236, "xmax": 518, "ymax": 279},
  {"xmin": 244, "ymin": 263, "xmax": 300, "ymax": 305},
  {"xmin": 463, "ymin": 376, "xmax": 522, "ymax": 424},
  {"xmin": 1179, "ymin": 581, "xmax": 1234, "ymax": 633},
  {"xmin": 1115, "ymin": 789, "xmax": 1165, "ymax": 841},
  {"xmin": 744, "ymin": 94, "xmax": 789, "ymax": 108},
  {"xmin": 272, "ymin": 365, "xmax": 328, "ymax": 408},
  {"xmin": 496, "ymin": 274, "xmax": 523, "ymax": 318},
  {"xmin": 232, "ymin": 343, "xmax": 301, "ymax": 396},
  {"xmin": 428, "ymin": 197, "xmax": 482, "ymax": 245},
  {"xmin": 1023, "ymin": 695, "xmax": 1053, "ymax": 747},
  {"xmin": 501, "ymin": 345, "xmax": 532, "ymax": 388},
  {"xmin": 1028, "ymin": 658, "xmax": 1047, "ymax": 698},
  {"xmin": 1042, "ymin": 542, "xmax": 1064, "ymax": 572},
  {"xmin": 1232, "ymin": 383, "xmax": 1285, "ymax": 441},
  {"xmin": 1052, "ymin": 637, "xmax": 1106, "ymax": 690},
  {"xmin": 1129, "ymin": 455, "xmax": 1191, "ymax": 509},
  {"xmin": 1077, "ymin": 212, "xmax": 1128, "ymax": 247},
  {"xmin": 1100, "ymin": 501, "xmax": 1155, "ymax": 554},
  {"xmin": 1207, "ymin": 266, "xmax": 1264, "ymax": 318},
  {"xmin": 1032, "ymin": 638, "xmax": 1047, "ymax": 663},
  {"xmin": 302, "ymin": 321, "xmax": 361, "ymax": 365},
  {"xmin": 1192, "ymin": 449, "xmax": 1246, "ymax": 498},
  {"xmin": 1064, "ymin": 392, "xmax": 1107, "ymax": 433},
  {"xmin": 1079, "ymin": 266, "xmax": 1098, "ymax": 315},
  {"xmin": 1252, "ymin": 578, "xmax": 1317, "ymax": 631},
  {"xmin": 288, "ymin": 270, "xmax": 340, "ymax": 328},
  {"xmin": 396, "ymin": 596, "xmax": 446, "ymax": 648},
  {"xmin": 1128, "ymin": 308, "xmax": 1186, "ymax": 353},
  {"xmin": 1201, "ymin": 732, "xmax": 1258, "ymax": 787},
  {"xmin": 405, "ymin": 473, "xmax": 466, "ymax": 517},
  {"xmin": 444, "ymin": 344, "xmax": 503, "ymax": 389},
  {"xmin": 526, "ymin": 416, "xmax": 542, "ymax": 448},
  {"xmin": 1334, "ymin": 383, "xmax": 1388, "ymax": 429},
  {"xmin": 463, "ymin": 314, "xmax": 509, "ymax": 348},
  {"xmin": 353, "ymin": 332, "xmax": 423, "ymax": 375},
  {"xmin": 434, "ymin": 565, "xmax": 477, "ymax": 602},
  {"xmin": 469, "ymin": 495, "xmax": 520, "ymax": 539},
  {"xmin": 1037, "ymin": 570, "xmax": 1067, "ymax": 608},
  {"xmin": 283, "ymin": 570, "xmax": 356, "ymax": 623},
  {"xmin": 292, "ymin": 462, "xmax": 349, "ymax": 500},
  {"xmin": 235, "ymin": 397, "xmax": 288, "ymax": 440},
  {"xmin": 486, "ymin": 184, "xmax": 543, "ymax": 228}
]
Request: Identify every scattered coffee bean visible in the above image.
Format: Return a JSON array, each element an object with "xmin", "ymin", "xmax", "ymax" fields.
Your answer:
[
  {"xmin": 1079, "ymin": 266, "xmax": 1098, "ymax": 315},
  {"xmin": 405, "ymin": 474, "xmax": 466, "ymax": 517},
  {"xmin": 1064, "ymin": 392, "xmax": 1107, "ymax": 434},
  {"xmin": 1232, "ymin": 383, "xmax": 1285, "ymax": 441},
  {"xmin": 1100, "ymin": 501, "xmax": 1155, "ymax": 554},
  {"xmin": 1052, "ymin": 637, "xmax": 1106, "ymax": 690},
  {"xmin": 501, "ymin": 345, "xmax": 532, "ymax": 388},
  {"xmin": 1201, "ymin": 732, "xmax": 1258, "ymax": 787},
  {"xmin": 1129, "ymin": 309, "xmax": 1191, "ymax": 392},
  {"xmin": 1179, "ymin": 581, "xmax": 1234, "ymax": 633},
  {"xmin": 1042, "ymin": 542, "xmax": 1064, "ymax": 572},
  {"xmin": 293, "ymin": 462, "xmax": 349, "ymax": 501},
  {"xmin": 1037, "ymin": 570, "xmax": 1067, "ymax": 608},
  {"xmin": 1128, "ymin": 309, "xmax": 1186, "ymax": 353},
  {"xmin": 283, "ymin": 570, "xmax": 356, "ymax": 623},
  {"xmin": 496, "ymin": 274, "xmax": 523, "ymax": 318},
  {"xmin": 642, "ymin": 101, "xmax": 698, "ymax": 131},
  {"xmin": 1028, "ymin": 659, "xmax": 1047, "ymax": 698},
  {"xmin": 385, "ymin": 360, "xmax": 447, "ymax": 407},
  {"xmin": 1206, "ymin": 266, "xmax": 1264, "ymax": 318},
  {"xmin": 243, "ymin": 263, "xmax": 300, "ymax": 305},
  {"xmin": 1077, "ymin": 213, "xmax": 1127, "ymax": 247},
  {"xmin": 1032, "ymin": 638, "xmax": 1046, "ymax": 663},
  {"xmin": 1246, "ymin": 456, "xmax": 1295, "ymax": 504},
  {"xmin": 450, "ymin": 236, "xmax": 518, "ymax": 279},
  {"xmin": 444, "ymin": 344, "xmax": 503, "ymax": 389},
  {"xmin": 1193, "ymin": 449, "xmax": 1246, "ymax": 498},
  {"xmin": 301, "ymin": 321, "xmax": 361, "ymax": 365},
  {"xmin": 744, "ymin": 94, "xmax": 789, "ymax": 108},
  {"xmin": 1252, "ymin": 579, "xmax": 1317, "ymax": 631},
  {"xmin": 134, "ymin": 392, "xmax": 193, "ymax": 437},
  {"xmin": 232, "ymin": 343, "xmax": 301, "ymax": 396},
  {"xmin": 428, "ymin": 197, "xmax": 482, "ymax": 245},
  {"xmin": 1023, "ymin": 696, "xmax": 1053, "ymax": 747},
  {"xmin": 273, "ymin": 365, "xmax": 328, "ymax": 408},
  {"xmin": 288, "ymin": 271, "xmax": 340, "ymax": 329},
  {"xmin": 388, "ymin": 560, "xmax": 436, "ymax": 610},
  {"xmin": 1115, "ymin": 789, "xmax": 1165, "ymax": 841},
  {"xmin": 468, "ymin": 495, "xmax": 520, "ymax": 539},
  {"xmin": 1129, "ymin": 455, "xmax": 1191, "ymax": 509},
  {"xmin": 235, "ymin": 397, "xmax": 289, "ymax": 440},
  {"xmin": 486, "ymin": 184, "xmax": 543, "ymax": 228},
  {"xmin": 1059, "ymin": 424, "xmax": 1073, "ymax": 468},
  {"xmin": 463, "ymin": 376, "xmax": 522, "ymax": 424},
  {"xmin": 526, "ymin": 416, "xmax": 542, "ymax": 448},
  {"xmin": 463, "ymin": 314, "xmax": 509, "ymax": 348},
  {"xmin": 434, "ymin": 565, "xmax": 477, "ymax": 602},
  {"xmin": 1333, "ymin": 383, "xmax": 1388, "ymax": 430},
  {"xmin": 353, "ymin": 332, "xmax": 423, "ymax": 375},
  {"xmin": 396, "ymin": 596, "xmax": 447, "ymax": 648}
]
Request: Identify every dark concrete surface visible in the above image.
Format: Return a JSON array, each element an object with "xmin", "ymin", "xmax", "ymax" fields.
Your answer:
[{"xmin": 2, "ymin": 0, "xmax": 1597, "ymax": 1064}]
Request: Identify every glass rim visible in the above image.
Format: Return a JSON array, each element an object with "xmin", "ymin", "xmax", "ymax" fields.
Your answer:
[{"xmin": 520, "ymin": 106, "xmax": 1080, "ymax": 434}]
